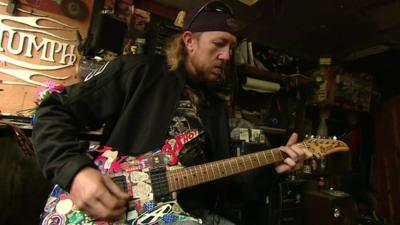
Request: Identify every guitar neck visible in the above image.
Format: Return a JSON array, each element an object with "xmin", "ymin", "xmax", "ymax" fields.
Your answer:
[{"xmin": 167, "ymin": 147, "xmax": 285, "ymax": 192}]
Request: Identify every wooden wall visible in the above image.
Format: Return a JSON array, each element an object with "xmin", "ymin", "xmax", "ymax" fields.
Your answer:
[
  {"xmin": 375, "ymin": 95, "xmax": 400, "ymax": 225},
  {"xmin": 0, "ymin": 0, "xmax": 94, "ymax": 116}
]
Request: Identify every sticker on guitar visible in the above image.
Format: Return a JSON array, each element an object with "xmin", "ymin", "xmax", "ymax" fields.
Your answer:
[{"xmin": 40, "ymin": 136, "xmax": 348, "ymax": 225}]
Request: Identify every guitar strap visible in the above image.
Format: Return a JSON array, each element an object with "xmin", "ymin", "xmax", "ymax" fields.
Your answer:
[{"xmin": 0, "ymin": 120, "xmax": 34, "ymax": 156}]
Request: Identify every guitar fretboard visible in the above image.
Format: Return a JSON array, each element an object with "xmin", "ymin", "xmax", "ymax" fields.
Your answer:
[{"xmin": 167, "ymin": 147, "xmax": 286, "ymax": 192}]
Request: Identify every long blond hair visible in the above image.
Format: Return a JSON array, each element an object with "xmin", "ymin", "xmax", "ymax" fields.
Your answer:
[
  {"xmin": 164, "ymin": 32, "xmax": 202, "ymax": 70},
  {"xmin": 164, "ymin": 33, "xmax": 186, "ymax": 70}
]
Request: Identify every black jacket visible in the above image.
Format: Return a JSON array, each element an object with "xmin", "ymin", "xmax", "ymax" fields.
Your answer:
[{"xmin": 32, "ymin": 55, "xmax": 231, "ymax": 190}]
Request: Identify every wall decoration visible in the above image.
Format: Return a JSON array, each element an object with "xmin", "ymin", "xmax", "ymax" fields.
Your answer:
[
  {"xmin": 19, "ymin": 0, "xmax": 89, "ymax": 20},
  {"xmin": 0, "ymin": 0, "xmax": 93, "ymax": 116}
]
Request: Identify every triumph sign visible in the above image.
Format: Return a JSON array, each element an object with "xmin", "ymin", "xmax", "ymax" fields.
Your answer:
[
  {"xmin": 0, "ymin": 3, "xmax": 90, "ymax": 115},
  {"xmin": 0, "ymin": 14, "xmax": 77, "ymax": 84}
]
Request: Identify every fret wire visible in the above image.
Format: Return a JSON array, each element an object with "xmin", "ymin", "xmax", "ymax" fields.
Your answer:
[
  {"xmin": 192, "ymin": 166, "xmax": 198, "ymax": 185},
  {"xmin": 217, "ymin": 161, "xmax": 222, "ymax": 178},
  {"xmin": 182, "ymin": 169, "xmax": 188, "ymax": 188},
  {"xmin": 167, "ymin": 173, "xmax": 173, "ymax": 191},
  {"xmin": 215, "ymin": 162, "xmax": 221, "ymax": 178},
  {"xmin": 221, "ymin": 161, "xmax": 227, "ymax": 176},
  {"xmin": 261, "ymin": 151, "xmax": 267, "ymax": 164},
  {"xmin": 181, "ymin": 169, "xmax": 187, "ymax": 187},
  {"xmin": 210, "ymin": 163, "xmax": 216, "ymax": 179},
  {"xmin": 264, "ymin": 151, "xmax": 270, "ymax": 162},
  {"xmin": 248, "ymin": 154, "xmax": 254, "ymax": 168},
  {"xmin": 241, "ymin": 156, "xmax": 246, "ymax": 169},
  {"xmin": 236, "ymin": 158, "xmax": 240, "ymax": 173},
  {"xmin": 173, "ymin": 171, "xmax": 178, "ymax": 190},
  {"xmin": 196, "ymin": 165, "xmax": 202, "ymax": 184},
  {"xmin": 170, "ymin": 171, "xmax": 177, "ymax": 190},
  {"xmin": 227, "ymin": 159, "xmax": 233, "ymax": 175},
  {"xmin": 196, "ymin": 166, "xmax": 201, "ymax": 185},
  {"xmin": 196, "ymin": 165, "xmax": 202, "ymax": 183},
  {"xmin": 222, "ymin": 161, "xmax": 226, "ymax": 176},
  {"xmin": 188, "ymin": 168, "xmax": 195, "ymax": 186},
  {"xmin": 214, "ymin": 162, "xmax": 221, "ymax": 179},
  {"xmin": 202, "ymin": 165, "xmax": 207, "ymax": 183},
  {"xmin": 234, "ymin": 158, "xmax": 239, "ymax": 173},
  {"xmin": 271, "ymin": 149, "xmax": 276, "ymax": 161},
  {"xmin": 204, "ymin": 164, "xmax": 210, "ymax": 181},
  {"xmin": 210, "ymin": 163, "xmax": 216, "ymax": 180},
  {"xmin": 174, "ymin": 170, "xmax": 180, "ymax": 190},
  {"xmin": 193, "ymin": 166, "xmax": 197, "ymax": 185},
  {"xmin": 227, "ymin": 160, "xmax": 232, "ymax": 175},
  {"xmin": 171, "ymin": 171, "xmax": 178, "ymax": 191},
  {"xmin": 227, "ymin": 160, "xmax": 232, "ymax": 174},
  {"xmin": 168, "ymin": 172, "xmax": 174, "ymax": 190},
  {"xmin": 168, "ymin": 171, "xmax": 176, "ymax": 190},
  {"xmin": 238, "ymin": 157, "xmax": 242, "ymax": 170},
  {"xmin": 256, "ymin": 152, "xmax": 261, "ymax": 166},
  {"xmin": 177, "ymin": 169, "xmax": 183, "ymax": 189},
  {"xmin": 202, "ymin": 164, "xmax": 207, "ymax": 182},
  {"xmin": 252, "ymin": 154, "xmax": 258, "ymax": 167},
  {"xmin": 182, "ymin": 170, "xmax": 189, "ymax": 186},
  {"xmin": 190, "ymin": 168, "xmax": 195, "ymax": 186},
  {"xmin": 197, "ymin": 165, "xmax": 203, "ymax": 183},
  {"xmin": 197, "ymin": 166, "xmax": 202, "ymax": 185},
  {"xmin": 262, "ymin": 151, "xmax": 268, "ymax": 163}
]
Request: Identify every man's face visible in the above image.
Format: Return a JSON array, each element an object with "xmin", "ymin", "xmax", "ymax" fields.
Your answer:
[{"xmin": 185, "ymin": 31, "xmax": 237, "ymax": 84}]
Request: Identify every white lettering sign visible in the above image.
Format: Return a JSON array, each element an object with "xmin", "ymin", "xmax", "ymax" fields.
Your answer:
[{"xmin": 0, "ymin": 13, "xmax": 78, "ymax": 86}]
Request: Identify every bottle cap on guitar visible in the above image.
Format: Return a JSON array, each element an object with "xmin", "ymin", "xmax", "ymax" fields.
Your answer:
[{"xmin": 55, "ymin": 199, "xmax": 73, "ymax": 215}]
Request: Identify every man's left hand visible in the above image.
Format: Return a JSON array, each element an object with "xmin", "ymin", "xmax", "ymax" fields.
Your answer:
[{"xmin": 275, "ymin": 133, "xmax": 313, "ymax": 174}]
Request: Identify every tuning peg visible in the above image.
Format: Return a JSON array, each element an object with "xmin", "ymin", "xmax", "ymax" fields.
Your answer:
[
  {"xmin": 333, "ymin": 136, "xmax": 337, "ymax": 140},
  {"xmin": 310, "ymin": 135, "xmax": 315, "ymax": 139}
]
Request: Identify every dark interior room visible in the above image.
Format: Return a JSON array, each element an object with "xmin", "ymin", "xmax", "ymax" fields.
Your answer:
[{"xmin": 0, "ymin": 0, "xmax": 399, "ymax": 225}]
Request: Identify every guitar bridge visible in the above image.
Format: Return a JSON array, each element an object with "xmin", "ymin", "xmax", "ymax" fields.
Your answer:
[{"xmin": 150, "ymin": 167, "xmax": 172, "ymax": 202}]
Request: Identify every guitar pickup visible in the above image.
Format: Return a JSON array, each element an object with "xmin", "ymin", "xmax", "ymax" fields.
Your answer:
[{"xmin": 150, "ymin": 167, "xmax": 172, "ymax": 202}]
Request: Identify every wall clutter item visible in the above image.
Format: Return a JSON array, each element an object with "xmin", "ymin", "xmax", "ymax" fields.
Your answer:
[{"xmin": 0, "ymin": 1, "xmax": 93, "ymax": 116}]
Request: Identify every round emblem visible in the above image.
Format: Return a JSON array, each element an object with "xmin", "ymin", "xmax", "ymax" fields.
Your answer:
[
  {"xmin": 42, "ymin": 212, "xmax": 66, "ymax": 225},
  {"xmin": 55, "ymin": 199, "xmax": 73, "ymax": 215}
]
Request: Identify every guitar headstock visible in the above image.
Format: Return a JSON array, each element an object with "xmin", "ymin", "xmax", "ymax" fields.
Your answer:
[{"xmin": 295, "ymin": 136, "xmax": 349, "ymax": 159}]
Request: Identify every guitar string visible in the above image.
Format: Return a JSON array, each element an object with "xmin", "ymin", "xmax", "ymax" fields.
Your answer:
[
  {"xmin": 130, "ymin": 148, "xmax": 282, "ymax": 192},
  {"xmin": 168, "ymin": 150, "xmax": 278, "ymax": 190}
]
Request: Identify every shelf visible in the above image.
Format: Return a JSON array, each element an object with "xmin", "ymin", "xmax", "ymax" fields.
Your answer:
[
  {"xmin": 238, "ymin": 65, "xmax": 316, "ymax": 89},
  {"xmin": 271, "ymin": 206, "xmax": 303, "ymax": 212},
  {"xmin": 257, "ymin": 125, "xmax": 286, "ymax": 135},
  {"xmin": 306, "ymin": 101, "xmax": 371, "ymax": 114},
  {"xmin": 239, "ymin": 65, "xmax": 285, "ymax": 83}
]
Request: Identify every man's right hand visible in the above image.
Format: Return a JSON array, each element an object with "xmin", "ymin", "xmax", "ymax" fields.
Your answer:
[{"xmin": 69, "ymin": 167, "xmax": 129, "ymax": 220}]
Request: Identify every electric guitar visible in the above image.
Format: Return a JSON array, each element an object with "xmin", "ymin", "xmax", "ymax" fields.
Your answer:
[{"xmin": 40, "ymin": 137, "xmax": 348, "ymax": 225}]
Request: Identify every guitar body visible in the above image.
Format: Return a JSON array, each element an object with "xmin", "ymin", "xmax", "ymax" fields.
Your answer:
[
  {"xmin": 40, "ymin": 148, "xmax": 200, "ymax": 225},
  {"xmin": 40, "ymin": 137, "xmax": 349, "ymax": 225}
]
